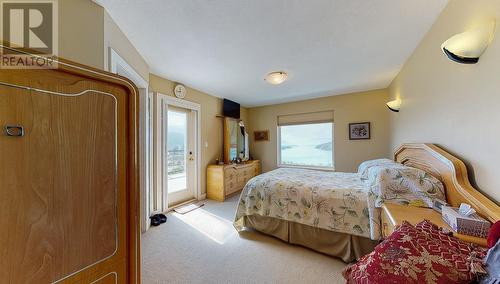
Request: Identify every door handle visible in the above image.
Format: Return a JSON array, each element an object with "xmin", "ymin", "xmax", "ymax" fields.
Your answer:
[{"xmin": 5, "ymin": 125, "xmax": 24, "ymax": 137}]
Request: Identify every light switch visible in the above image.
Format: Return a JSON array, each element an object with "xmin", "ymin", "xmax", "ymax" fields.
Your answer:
[{"xmin": 204, "ymin": 141, "xmax": 208, "ymax": 148}]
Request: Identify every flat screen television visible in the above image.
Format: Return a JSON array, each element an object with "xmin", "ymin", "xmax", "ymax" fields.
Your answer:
[{"xmin": 223, "ymin": 99, "xmax": 240, "ymax": 119}]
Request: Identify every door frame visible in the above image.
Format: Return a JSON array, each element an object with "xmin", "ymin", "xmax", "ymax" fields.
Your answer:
[
  {"xmin": 155, "ymin": 93, "xmax": 202, "ymax": 212},
  {"xmin": 109, "ymin": 48, "xmax": 152, "ymax": 233}
]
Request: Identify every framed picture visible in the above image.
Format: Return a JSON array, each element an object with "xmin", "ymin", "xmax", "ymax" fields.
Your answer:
[
  {"xmin": 349, "ymin": 122, "xmax": 370, "ymax": 140},
  {"xmin": 254, "ymin": 130, "xmax": 269, "ymax": 142}
]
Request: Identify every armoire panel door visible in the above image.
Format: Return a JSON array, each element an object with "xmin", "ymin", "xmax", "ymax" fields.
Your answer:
[{"xmin": 0, "ymin": 82, "xmax": 123, "ymax": 283}]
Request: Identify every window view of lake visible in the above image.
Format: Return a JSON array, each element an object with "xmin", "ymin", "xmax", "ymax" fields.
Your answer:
[
  {"xmin": 280, "ymin": 123, "xmax": 333, "ymax": 168},
  {"xmin": 167, "ymin": 110, "xmax": 187, "ymax": 175}
]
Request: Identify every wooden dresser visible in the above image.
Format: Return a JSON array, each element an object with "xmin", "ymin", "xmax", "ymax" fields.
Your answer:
[{"xmin": 207, "ymin": 160, "xmax": 261, "ymax": 201}]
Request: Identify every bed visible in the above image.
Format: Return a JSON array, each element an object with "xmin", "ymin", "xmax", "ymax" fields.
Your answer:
[
  {"xmin": 234, "ymin": 144, "xmax": 500, "ymax": 262},
  {"xmin": 234, "ymin": 168, "xmax": 379, "ymax": 262}
]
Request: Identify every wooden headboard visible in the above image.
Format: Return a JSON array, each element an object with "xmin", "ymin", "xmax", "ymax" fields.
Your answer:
[{"xmin": 395, "ymin": 143, "xmax": 500, "ymax": 223}]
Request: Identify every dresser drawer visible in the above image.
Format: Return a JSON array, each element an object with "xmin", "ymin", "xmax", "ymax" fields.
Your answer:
[
  {"xmin": 224, "ymin": 167, "xmax": 237, "ymax": 180},
  {"xmin": 224, "ymin": 176, "xmax": 236, "ymax": 189},
  {"xmin": 207, "ymin": 160, "xmax": 261, "ymax": 202},
  {"xmin": 225, "ymin": 179, "xmax": 241, "ymax": 195},
  {"xmin": 236, "ymin": 176, "xmax": 246, "ymax": 189}
]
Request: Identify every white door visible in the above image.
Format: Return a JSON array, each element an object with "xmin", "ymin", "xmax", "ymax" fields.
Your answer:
[{"xmin": 155, "ymin": 93, "xmax": 201, "ymax": 211}]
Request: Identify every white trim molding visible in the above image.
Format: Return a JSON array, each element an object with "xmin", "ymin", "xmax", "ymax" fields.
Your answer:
[
  {"xmin": 109, "ymin": 48, "xmax": 148, "ymax": 88},
  {"xmin": 109, "ymin": 48, "xmax": 152, "ymax": 233}
]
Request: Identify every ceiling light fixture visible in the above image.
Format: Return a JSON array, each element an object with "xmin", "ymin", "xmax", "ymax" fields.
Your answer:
[{"xmin": 265, "ymin": 71, "xmax": 288, "ymax": 85}]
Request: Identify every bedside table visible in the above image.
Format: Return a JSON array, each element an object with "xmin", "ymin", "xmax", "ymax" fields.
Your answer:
[{"xmin": 381, "ymin": 203, "xmax": 488, "ymax": 247}]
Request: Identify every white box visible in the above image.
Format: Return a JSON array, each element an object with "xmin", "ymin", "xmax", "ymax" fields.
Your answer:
[{"xmin": 441, "ymin": 206, "xmax": 490, "ymax": 238}]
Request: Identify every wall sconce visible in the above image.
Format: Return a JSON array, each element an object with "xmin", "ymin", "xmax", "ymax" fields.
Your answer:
[
  {"xmin": 386, "ymin": 99, "xmax": 401, "ymax": 112},
  {"xmin": 441, "ymin": 20, "xmax": 496, "ymax": 64}
]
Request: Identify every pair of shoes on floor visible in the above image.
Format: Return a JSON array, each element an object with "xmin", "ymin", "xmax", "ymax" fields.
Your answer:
[{"xmin": 150, "ymin": 213, "xmax": 167, "ymax": 226}]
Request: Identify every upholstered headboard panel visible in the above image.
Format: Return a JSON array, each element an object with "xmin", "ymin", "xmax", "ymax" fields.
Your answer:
[{"xmin": 395, "ymin": 144, "xmax": 499, "ymax": 223}]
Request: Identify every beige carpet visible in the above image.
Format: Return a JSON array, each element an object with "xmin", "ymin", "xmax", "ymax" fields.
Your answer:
[{"xmin": 141, "ymin": 195, "xmax": 347, "ymax": 284}]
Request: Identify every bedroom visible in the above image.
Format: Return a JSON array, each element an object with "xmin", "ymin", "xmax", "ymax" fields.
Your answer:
[{"xmin": 0, "ymin": 0, "xmax": 499, "ymax": 283}]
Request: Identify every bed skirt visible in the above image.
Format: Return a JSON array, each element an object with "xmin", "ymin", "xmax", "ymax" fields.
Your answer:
[{"xmin": 240, "ymin": 215, "xmax": 378, "ymax": 262}]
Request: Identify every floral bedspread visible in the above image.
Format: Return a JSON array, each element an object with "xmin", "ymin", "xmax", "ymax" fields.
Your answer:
[{"xmin": 234, "ymin": 168, "xmax": 380, "ymax": 239}]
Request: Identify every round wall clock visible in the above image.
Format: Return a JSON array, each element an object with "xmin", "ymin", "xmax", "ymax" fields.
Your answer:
[{"xmin": 174, "ymin": 84, "xmax": 187, "ymax": 99}]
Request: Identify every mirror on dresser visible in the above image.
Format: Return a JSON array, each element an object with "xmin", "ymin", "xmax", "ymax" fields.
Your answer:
[
  {"xmin": 206, "ymin": 116, "xmax": 260, "ymax": 202},
  {"xmin": 223, "ymin": 117, "xmax": 248, "ymax": 164}
]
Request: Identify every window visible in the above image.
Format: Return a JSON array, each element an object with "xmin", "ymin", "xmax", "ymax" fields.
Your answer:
[{"xmin": 277, "ymin": 111, "xmax": 334, "ymax": 169}]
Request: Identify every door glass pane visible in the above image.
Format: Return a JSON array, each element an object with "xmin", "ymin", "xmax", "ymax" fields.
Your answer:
[
  {"xmin": 167, "ymin": 110, "xmax": 187, "ymax": 193},
  {"xmin": 279, "ymin": 122, "xmax": 333, "ymax": 168}
]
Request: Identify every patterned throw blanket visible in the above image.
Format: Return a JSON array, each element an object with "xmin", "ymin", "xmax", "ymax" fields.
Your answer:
[{"xmin": 234, "ymin": 168, "xmax": 379, "ymax": 239}]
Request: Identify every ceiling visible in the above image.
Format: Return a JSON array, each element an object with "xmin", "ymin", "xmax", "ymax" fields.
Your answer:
[{"xmin": 96, "ymin": 0, "xmax": 448, "ymax": 107}]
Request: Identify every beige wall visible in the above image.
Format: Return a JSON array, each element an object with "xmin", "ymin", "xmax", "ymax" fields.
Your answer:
[
  {"xmin": 248, "ymin": 89, "xmax": 391, "ymax": 173},
  {"xmin": 59, "ymin": 1, "xmax": 150, "ymax": 80},
  {"xmin": 149, "ymin": 74, "xmax": 248, "ymax": 194},
  {"xmin": 59, "ymin": 0, "xmax": 104, "ymax": 69},
  {"xmin": 240, "ymin": 107, "xmax": 249, "ymax": 128},
  {"xmin": 103, "ymin": 11, "xmax": 149, "ymax": 81},
  {"xmin": 388, "ymin": 0, "xmax": 500, "ymax": 202}
]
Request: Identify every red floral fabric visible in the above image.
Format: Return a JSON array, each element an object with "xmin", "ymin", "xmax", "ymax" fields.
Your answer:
[
  {"xmin": 415, "ymin": 220, "xmax": 487, "ymax": 258},
  {"xmin": 342, "ymin": 221, "xmax": 486, "ymax": 284}
]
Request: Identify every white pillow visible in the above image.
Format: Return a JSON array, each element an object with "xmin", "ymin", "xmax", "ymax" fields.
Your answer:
[{"xmin": 358, "ymin": 158, "xmax": 403, "ymax": 178}]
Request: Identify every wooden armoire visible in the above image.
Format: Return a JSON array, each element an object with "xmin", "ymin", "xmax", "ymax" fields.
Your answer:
[{"xmin": 0, "ymin": 45, "xmax": 140, "ymax": 283}]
